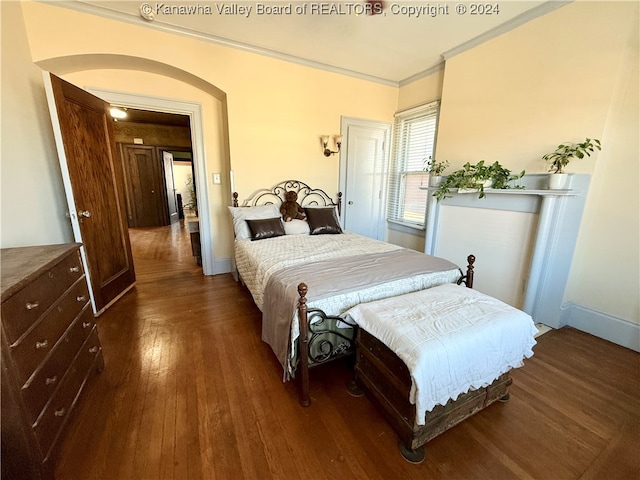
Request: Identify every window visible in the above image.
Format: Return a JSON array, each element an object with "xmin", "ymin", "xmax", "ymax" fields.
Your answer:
[{"xmin": 387, "ymin": 101, "xmax": 439, "ymax": 228}]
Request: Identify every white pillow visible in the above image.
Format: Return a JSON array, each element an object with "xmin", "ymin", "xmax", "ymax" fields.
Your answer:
[
  {"xmin": 228, "ymin": 204, "xmax": 281, "ymax": 240},
  {"xmin": 283, "ymin": 219, "xmax": 310, "ymax": 235}
]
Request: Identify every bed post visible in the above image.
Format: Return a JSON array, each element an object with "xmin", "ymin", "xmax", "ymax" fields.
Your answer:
[
  {"xmin": 336, "ymin": 192, "xmax": 342, "ymax": 216},
  {"xmin": 465, "ymin": 255, "xmax": 475, "ymax": 288},
  {"xmin": 297, "ymin": 283, "xmax": 311, "ymax": 407},
  {"xmin": 232, "ymin": 192, "xmax": 238, "ymax": 207},
  {"xmin": 457, "ymin": 254, "xmax": 475, "ymax": 289}
]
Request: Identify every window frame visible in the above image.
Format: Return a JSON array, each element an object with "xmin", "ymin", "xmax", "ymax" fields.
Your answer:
[{"xmin": 386, "ymin": 101, "xmax": 440, "ymax": 229}]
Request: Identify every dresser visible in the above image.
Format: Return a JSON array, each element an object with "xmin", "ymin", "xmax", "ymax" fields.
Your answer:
[{"xmin": 1, "ymin": 244, "xmax": 104, "ymax": 479}]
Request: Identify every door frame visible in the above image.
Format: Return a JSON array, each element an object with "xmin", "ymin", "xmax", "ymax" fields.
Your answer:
[
  {"xmin": 87, "ymin": 87, "xmax": 215, "ymax": 275},
  {"xmin": 338, "ymin": 116, "xmax": 392, "ymax": 241}
]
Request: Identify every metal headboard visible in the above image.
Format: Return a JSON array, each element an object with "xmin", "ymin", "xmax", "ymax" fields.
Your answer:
[{"xmin": 232, "ymin": 180, "xmax": 342, "ymax": 215}]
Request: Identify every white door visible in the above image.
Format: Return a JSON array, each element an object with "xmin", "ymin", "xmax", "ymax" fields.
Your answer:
[
  {"xmin": 340, "ymin": 120, "xmax": 390, "ymax": 240},
  {"xmin": 162, "ymin": 151, "xmax": 180, "ymax": 224}
]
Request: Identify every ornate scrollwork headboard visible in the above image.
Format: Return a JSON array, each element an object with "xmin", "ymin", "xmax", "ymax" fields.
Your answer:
[{"xmin": 232, "ymin": 180, "xmax": 342, "ymax": 215}]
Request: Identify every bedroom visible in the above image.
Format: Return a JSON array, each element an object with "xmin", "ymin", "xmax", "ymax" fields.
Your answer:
[
  {"xmin": 1, "ymin": 0, "xmax": 638, "ymax": 477},
  {"xmin": 3, "ymin": 0, "xmax": 638, "ymax": 347}
]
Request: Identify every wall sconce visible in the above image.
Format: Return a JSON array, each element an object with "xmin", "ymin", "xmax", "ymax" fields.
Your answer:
[{"xmin": 321, "ymin": 135, "xmax": 342, "ymax": 157}]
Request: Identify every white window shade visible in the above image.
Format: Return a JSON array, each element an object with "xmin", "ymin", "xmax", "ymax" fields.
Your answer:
[{"xmin": 387, "ymin": 101, "xmax": 439, "ymax": 227}]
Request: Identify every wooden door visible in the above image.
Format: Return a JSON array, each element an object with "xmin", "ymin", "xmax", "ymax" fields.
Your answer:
[
  {"xmin": 161, "ymin": 151, "xmax": 179, "ymax": 224},
  {"xmin": 122, "ymin": 145, "xmax": 169, "ymax": 227},
  {"xmin": 43, "ymin": 72, "xmax": 136, "ymax": 315}
]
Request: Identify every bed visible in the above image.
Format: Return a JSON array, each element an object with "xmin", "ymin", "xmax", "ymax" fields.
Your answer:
[{"xmin": 230, "ymin": 180, "xmax": 476, "ymax": 406}]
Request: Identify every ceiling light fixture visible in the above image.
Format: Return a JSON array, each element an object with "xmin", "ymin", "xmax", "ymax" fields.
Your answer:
[{"xmin": 109, "ymin": 107, "xmax": 128, "ymax": 120}]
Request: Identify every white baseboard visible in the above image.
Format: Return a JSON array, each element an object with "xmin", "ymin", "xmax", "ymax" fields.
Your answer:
[
  {"xmin": 213, "ymin": 257, "xmax": 232, "ymax": 275},
  {"xmin": 560, "ymin": 302, "xmax": 640, "ymax": 352}
]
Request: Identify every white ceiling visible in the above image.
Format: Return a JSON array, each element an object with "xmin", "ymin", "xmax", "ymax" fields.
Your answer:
[{"xmin": 66, "ymin": 1, "xmax": 567, "ymax": 85}]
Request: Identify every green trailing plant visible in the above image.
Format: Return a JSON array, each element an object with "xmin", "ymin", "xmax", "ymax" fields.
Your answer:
[
  {"xmin": 542, "ymin": 138, "xmax": 601, "ymax": 174},
  {"xmin": 433, "ymin": 160, "xmax": 525, "ymax": 202},
  {"xmin": 424, "ymin": 156, "xmax": 449, "ymax": 176}
]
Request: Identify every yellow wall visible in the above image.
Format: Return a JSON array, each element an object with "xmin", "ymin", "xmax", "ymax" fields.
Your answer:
[
  {"xmin": 425, "ymin": 1, "xmax": 638, "ymax": 324},
  {"xmin": 1, "ymin": 1, "xmax": 73, "ymax": 246},
  {"xmin": 564, "ymin": 6, "xmax": 639, "ymax": 323},
  {"xmin": 4, "ymin": 1, "xmax": 397, "ymax": 266},
  {"xmin": 436, "ymin": 2, "xmax": 632, "ymax": 174},
  {"xmin": 19, "ymin": 1, "xmax": 397, "ymax": 198},
  {"xmin": 397, "ymin": 67, "xmax": 444, "ymax": 112}
]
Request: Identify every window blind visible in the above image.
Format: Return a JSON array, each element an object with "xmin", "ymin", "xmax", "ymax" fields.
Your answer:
[{"xmin": 387, "ymin": 101, "xmax": 440, "ymax": 227}]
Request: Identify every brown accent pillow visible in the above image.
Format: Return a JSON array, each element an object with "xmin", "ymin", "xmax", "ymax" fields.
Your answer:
[
  {"xmin": 304, "ymin": 207, "xmax": 343, "ymax": 235},
  {"xmin": 245, "ymin": 217, "xmax": 285, "ymax": 241}
]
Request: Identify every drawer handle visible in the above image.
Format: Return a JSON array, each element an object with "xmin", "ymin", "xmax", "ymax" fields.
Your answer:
[
  {"xmin": 82, "ymin": 321, "xmax": 93, "ymax": 328},
  {"xmin": 26, "ymin": 302, "xmax": 40, "ymax": 310},
  {"xmin": 45, "ymin": 376, "xmax": 58, "ymax": 386},
  {"xmin": 89, "ymin": 346, "xmax": 99, "ymax": 354},
  {"xmin": 54, "ymin": 408, "xmax": 66, "ymax": 417},
  {"xmin": 70, "ymin": 266, "xmax": 81, "ymax": 273},
  {"xmin": 35, "ymin": 340, "xmax": 49, "ymax": 350},
  {"xmin": 77, "ymin": 295, "xmax": 87, "ymax": 302}
]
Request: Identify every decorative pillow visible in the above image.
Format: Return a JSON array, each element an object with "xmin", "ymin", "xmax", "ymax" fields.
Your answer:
[
  {"xmin": 283, "ymin": 219, "xmax": 310, "ymax": 235},
  {"xmin": 245, "ymin": 217, "xmax": 285, "ymax": 241},
  {"xmin": 228, "ymin": 204, "xmax": 280, "ymax": 240},
  {"xmin": 304, "ymin": 207, "xmax": 343, "ymax": 235}
]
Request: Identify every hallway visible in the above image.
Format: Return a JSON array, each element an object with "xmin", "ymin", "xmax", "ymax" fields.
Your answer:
[{"xmin": 128, "ymin": 220, "xmax": 202, "ymax": 279}]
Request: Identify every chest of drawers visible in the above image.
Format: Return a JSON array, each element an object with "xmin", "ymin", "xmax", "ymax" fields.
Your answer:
[{"xmin": 1, "ymin": 244, "xmax": 104, "ymax": 479}]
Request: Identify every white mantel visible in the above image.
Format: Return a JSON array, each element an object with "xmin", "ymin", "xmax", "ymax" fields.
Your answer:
[{"xmin": 421, "ymin": 174, "xmax": 590, "ymax": 327}]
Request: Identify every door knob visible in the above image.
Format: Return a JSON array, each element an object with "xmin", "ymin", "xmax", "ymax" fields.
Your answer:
[
  {"xmin": 348, "ymin": 201, "xmax": 354, "ymax": 205},
  {"xmin": 78, "ymin": 210, "xmax": 92, "ymax": 218}
]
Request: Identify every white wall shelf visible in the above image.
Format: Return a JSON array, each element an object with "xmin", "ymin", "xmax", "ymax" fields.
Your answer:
[{"xmin": 422, "ymin": 187, "xmax": 577, "ymax": 196}]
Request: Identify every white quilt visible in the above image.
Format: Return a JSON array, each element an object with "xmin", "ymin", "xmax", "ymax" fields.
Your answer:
[{"xmin": 344, "ymin": 283, "xmax": 537, "ymax": 425}]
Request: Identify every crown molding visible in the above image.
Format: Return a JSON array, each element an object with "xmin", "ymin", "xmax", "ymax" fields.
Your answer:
[
  {"xmin": 44, "ymin": 1, "xmax": 570, "ymax": 89},
  {"xmin": 45, "ymin": 1, "xmax": 400, "ymax": 87},
  {"xmin": 398, "ymin": 63, "xmax": 445, "ymax": 87},
  {"xmin": 441, "ymin": 1, "xmax": 572, "ymax": 61}
]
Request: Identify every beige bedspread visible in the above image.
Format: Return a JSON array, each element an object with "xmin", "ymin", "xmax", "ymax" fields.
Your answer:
[
  {"xmin": 234, "ymin": 233, "xmax": 401, "ymax": 310},
  {"xmin": 261, "ymin": 248, "xmax": 460, "ymax": 373}
]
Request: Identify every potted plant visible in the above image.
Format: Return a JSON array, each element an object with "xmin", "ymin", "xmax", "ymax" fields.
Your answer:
[
  {"xmin": 433, "ymin": 160, "xmax": 525, "ymax": 202},
  {"xmin": 424, "ymin": 157, "xmax": 449, "ymax": 186},
  {"xmin": 542, "ymin": 138, "xmax": 601, "ymax": 189}
]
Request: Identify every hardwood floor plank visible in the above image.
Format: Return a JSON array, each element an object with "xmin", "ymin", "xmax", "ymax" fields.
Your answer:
[
  {"xmin": 52, "ymin": 222, "xmax": 639, "ymax": 480},
  {"xmin": 580, "ymin": 422, "xmax": 640, "ymax": 480},
  {"xmin": 172, "ymin": 331, "xmax": 194, "ymax": 480},
  {"xmin": 191, "ymin": 331, "xmax": 219, "ymax": 480}
]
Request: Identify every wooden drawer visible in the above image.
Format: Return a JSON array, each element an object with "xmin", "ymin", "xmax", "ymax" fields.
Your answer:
[
  {"xmin": 21, "ymin": 305, "xmax": 96, "ymax": 425},
  {"xmin": 33, "ymin": 328, "xmax": 102, "ymax": 461},
  {"xmin": 2, "ymin": 252, "xmax": 83, "ymax": 345},
  {"xmin": 11, "ymin": 279, "xmax": 89, "ymax": 385}
]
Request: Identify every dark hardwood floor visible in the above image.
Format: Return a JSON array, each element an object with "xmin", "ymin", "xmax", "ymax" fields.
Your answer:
[{"xmin": 55, "ymin": 222, "xmax": 640, "ymax": 479}]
